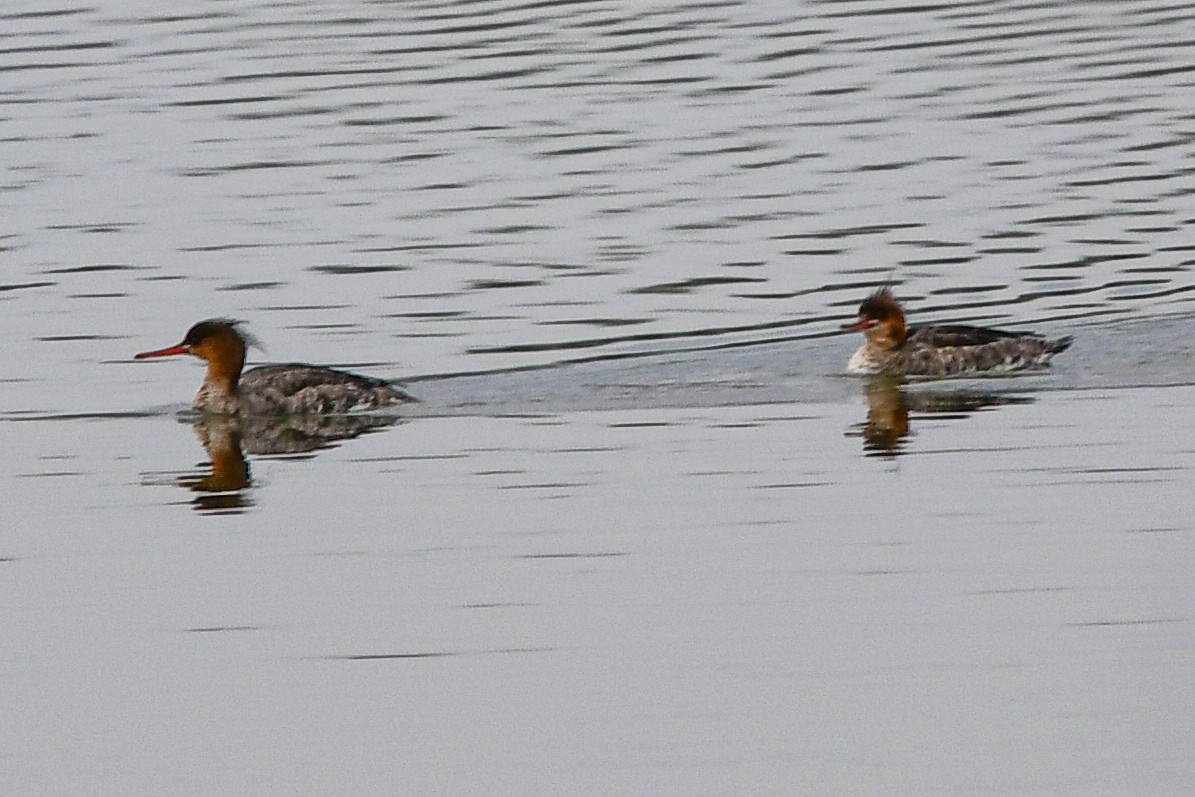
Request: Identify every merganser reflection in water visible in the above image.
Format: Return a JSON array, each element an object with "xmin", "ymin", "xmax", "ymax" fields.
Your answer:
[
  {"xmin": 135, "ymin": 319, "xmax": 413, "ymax": 414},
  {"xmin": 848, "ymin": 375, "xmax": 1031, "ymax": 458},
  {"xmin": 170, "ymin": 413, "xmax": 402, "ymax": 512},
  {"xmin": 842, "ymin": 288, "xmax": 1072, "ymax": 376}
]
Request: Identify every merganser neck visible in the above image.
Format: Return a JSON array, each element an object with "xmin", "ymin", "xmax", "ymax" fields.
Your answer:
[{"xmin": 198, "ymin": 332, "xmax": 245, "ymax": 397}]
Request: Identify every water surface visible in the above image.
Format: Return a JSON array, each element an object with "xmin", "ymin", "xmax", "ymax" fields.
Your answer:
[{"xmin": 2, "ymin": 2, "xmax": 1194, "ymax": 794}]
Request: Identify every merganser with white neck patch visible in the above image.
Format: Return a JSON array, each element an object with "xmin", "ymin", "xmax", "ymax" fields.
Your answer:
[
  {"xmin": 135, "ymin": 319, "xmax": 413, "ymax": 414},
  {"xmin": 842, "ymin": 288, "xmax": 1072, "ymax": 376}
]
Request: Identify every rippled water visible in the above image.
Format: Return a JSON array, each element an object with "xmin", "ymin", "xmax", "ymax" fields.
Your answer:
[
  {"xmin": 3, "ymin": 2, "xmax": 1194, "ymax": 794},
  {"xmin": 7, "ymin": 0, "xmax": 1195, "ymax": 383}
]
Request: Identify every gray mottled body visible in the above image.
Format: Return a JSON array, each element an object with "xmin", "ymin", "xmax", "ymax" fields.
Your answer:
[
  {"xmin": 196, "ymin": 364, "xmax": 412, "ymax": 415},
  {"xmin": 848, "ymin": 326, "xmax": 1073, "ymax": 376}
]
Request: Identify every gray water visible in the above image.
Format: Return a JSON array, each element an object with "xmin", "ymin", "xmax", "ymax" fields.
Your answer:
[{"xmin": 3, "ymin": 2, "xmax": 1194, "ymax": 794}]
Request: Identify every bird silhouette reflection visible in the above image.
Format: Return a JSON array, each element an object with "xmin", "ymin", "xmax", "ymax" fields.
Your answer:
[
  {"xmin": 849, "ymin": 375, "xmax": 1031, "ymax": 458},
  {"xmin": 174, "ymin": 413, "xmax": 401, "ymax": 512}
]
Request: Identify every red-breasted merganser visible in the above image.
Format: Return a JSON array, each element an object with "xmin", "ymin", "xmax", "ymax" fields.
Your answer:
[
  {"xmin": 135, "ymin": 319, "xmax": 413, "ymax": 414},
  {"xmin": 841, "ymin": 288, "xmax": 1072, "ymax": 376}
]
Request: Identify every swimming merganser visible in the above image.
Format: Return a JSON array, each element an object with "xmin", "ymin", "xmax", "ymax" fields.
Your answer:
[
  {"xmin": 135, "ymin": 319, "xmax": 413, "ymax": 414},
  {"xmin": 841, "ymin": 288, "xmax": 1072, "ymax": 376}
]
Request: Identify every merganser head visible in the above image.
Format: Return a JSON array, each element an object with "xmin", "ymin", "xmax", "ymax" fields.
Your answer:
[
  {"xmin": 135, "ymin": 319, "xmax": 254, "ymax": 392},
  {"xmin": 841, "ymin": 288, "xmax": 907, "ymax": 351}
]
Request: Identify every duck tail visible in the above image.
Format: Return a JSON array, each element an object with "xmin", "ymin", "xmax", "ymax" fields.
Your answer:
[{"xmin": 1045, "ymin": 335, "xmax": 1073, "ymax": 355}]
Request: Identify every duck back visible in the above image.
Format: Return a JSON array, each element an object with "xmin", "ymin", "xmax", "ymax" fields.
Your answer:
[
  {"xmin": 895, "ymin": 329, "xmax": 1073, "ymax": 376},
  {"xmin": 237, "ymin": 364, "xmax": 411, "ymax": 414}
]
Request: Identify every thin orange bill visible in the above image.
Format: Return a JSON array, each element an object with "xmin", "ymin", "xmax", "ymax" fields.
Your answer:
[{"xmin": 134, "ymin": 344, "xmax": 188, "ymax": 360}]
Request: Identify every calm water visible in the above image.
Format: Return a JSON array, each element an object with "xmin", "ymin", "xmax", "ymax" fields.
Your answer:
[{"xmin": 3, "ymin": 1, "xmax": 1194, "ymax": 794}]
